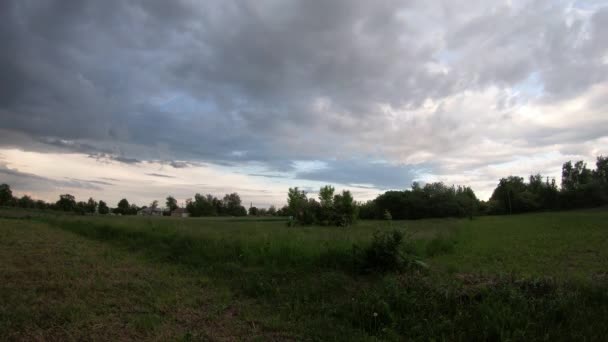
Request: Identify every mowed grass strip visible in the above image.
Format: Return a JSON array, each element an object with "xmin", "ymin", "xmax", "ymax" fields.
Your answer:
[{"xmin": 0, "ymin": 219, "xmax": 289, "ymax": 341}]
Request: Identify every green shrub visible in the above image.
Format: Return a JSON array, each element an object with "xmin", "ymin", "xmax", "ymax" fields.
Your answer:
[{"xmin": 353, "ymin": 230, "xmax": 413, "ymax": 274}]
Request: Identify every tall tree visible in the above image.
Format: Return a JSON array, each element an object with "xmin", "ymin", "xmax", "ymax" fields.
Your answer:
[
  {"xmin": 116, "ymin": 198, "xmax": 130, "ymax": 215},
  {"xmin": 56, "ymin": 194, "xmax": 76, "ymax": 211},
  {"xmin": 98, "ymin": 200, "xmax": 110, "ymax": 215},
  {"xmin": 86, "ymin": 197, "xmax": 98, "ymax": 213},
  {"xmin": 333, "ymin": 190, "xmax": 357, "ymax": 226},
  {"xmin": 318, "ymin": 185, "xmax": 335, "ymax": 224},
  {"xmin": 267, "ymin": 205, "xmax": 277, "ymax": 216},
  {"xmin": 223, "ymin": 193, "xmax": 246, "ymax": 216},
  {"xmin": 18, "ymin": 195, "xmax": 35, "ymax": 208},
  {"xmin": 287, "ymin": 187, "xmax": 308, "ymax": 220},
  {"xmin": 595, "ymin": 156, "xmax": 608, "ymax": 185},
  {"xmin": 0, "ymin": 184, "xmax": 13, "ymax": 206},
  {"xmin": 166, "ymin": 196, "xmax": 178, "ymax": 211}
]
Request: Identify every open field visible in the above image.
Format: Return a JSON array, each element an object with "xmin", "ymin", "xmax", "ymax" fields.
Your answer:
[{"xmin": 1, "ymin": 208, "xmax": 608, "ymax": 340}]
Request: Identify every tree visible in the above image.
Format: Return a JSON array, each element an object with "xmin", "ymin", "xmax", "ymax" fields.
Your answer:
[
  {"xmin": 129, "ymin": 203, "xmax": 139, "ymax": 215},
  {"xmin": 17, "ymin": 195, "xmax": 35, "ymax": 208},
  {"xmin": 358, "ymin": 200, "xmax": 378, "ymax": 220},
  {"xmin": 116, "ymin": 198, "xmax": 130, "ymax": 215},
  {"xmin": 0, "ymin": 184, "xmax": 13, "ymax": 206},
  {"xmin": 35, "ymin": 200, "xmax": 47, "ymax": 210},
  {"xmin": 318, "ymin": 185, "xmax": 335, "ymax": 224},
  {"xmin": 595, "ymin": 156, "xmax": 608, "ymax": 185},
  {"xmin": 287, "ymin": 187, "xmax": 308, "ymax": 221},
  {"xmin": 560, "ymin": 159, "xmax": 605, "ymax": 209},
  {"xmin": 166, "ymin": 196, "xmax": 178, "ymax": 212},
  {"xmin": 249, "ymin": 206, "xmax": 259, "ymax": 216},
  {"xmin": 187, "ymin": 193, "xmax": 220, "ymax": 217},
  {"xmin": 150, "ymin": 200, "xmax": 159, "ymax": 209},
  {"xmin": 371, "ymin": 182, "xmax": 480, "ymax": 220},
  {"xmin": 86, "ymin": 197, "xmax": 97, "ymax": 213},
  {"xmin": 562, "ymin": 160, "xmax": 592, "ymax": 191},
  {"xmin": 223, "ymin": 193, "xmax": 246, "ymax": 216},
  {"xmin": 277, "ymin": 205, "xmax": 290, "ymax": 216},
  {"xmin": 75, "ymin": 201, "xmax": 88, "ymax": 215},
  {"xmin": 488, "ymin": 176, "xmax": 536, "ymax": 214},
  {"xmin": 333, "ymin": 190, "xmax": 357, "ymax": 226},
  {"xmin": 56, "ymin": 194, "xmax": 76, "ymax": 211},
  {"xmin": 267, "ymin": 205, "xmax": 277, "ymax": 216},
  {"xmin": 98, "ymin": 200, "xmax": 110, "ymax": 214}
]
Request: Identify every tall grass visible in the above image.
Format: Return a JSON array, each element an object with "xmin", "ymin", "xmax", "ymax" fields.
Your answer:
[{"xmin": 33, "ymin": 209, "xmax": 608, "ymax": 340}]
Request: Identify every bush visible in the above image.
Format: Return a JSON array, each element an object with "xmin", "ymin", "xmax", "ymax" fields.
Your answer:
[{"xmin": 353, "ymin": 230, "xmax": 414, "ymax": 274}]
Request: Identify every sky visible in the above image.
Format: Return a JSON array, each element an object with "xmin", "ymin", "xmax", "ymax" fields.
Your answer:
[{"xmin": 1, "ymin": 0, "xmax": 607, "ymax": 208}]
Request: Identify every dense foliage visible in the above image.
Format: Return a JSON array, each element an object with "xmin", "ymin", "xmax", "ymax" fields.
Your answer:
[
  {"xmin": 361, "ymin": 182, "xmax": 478, "ymax": 220},
  {"xmin": 186, "ymin": 192, "xmax": 247, "ymax": 217},
  {"xmin": 286, "ymin": 185, "xmax": 358, "ymax": 226},
  {"xmin": 486, "ymin": 156, "xmax": 608, "ymax": 214}
]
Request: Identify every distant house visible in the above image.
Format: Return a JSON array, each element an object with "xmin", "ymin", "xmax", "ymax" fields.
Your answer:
[
  {"xmin": 171, "ymin": 207, "xmax": 190, "ymax": 218},
  {"xmin": 138, "ymin": 207, "xmax": 163, "ymax": 216}
]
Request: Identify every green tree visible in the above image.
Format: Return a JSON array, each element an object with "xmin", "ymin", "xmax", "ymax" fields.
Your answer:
[
  {"xmin": 56, "ymin": 194, "xmax": 76, "ymax": 211},
  {"xmin": 333, "ymin": 190, "xmax": 357, "ymax": 226},
  {"xmin": 222, "ymin": 193, "xmax": 246, "ymax": 216},
  {"xmin": 287, "ymin": 187, "xmax": 308, "ymax": 222},
  {"xmin": 166, "ymin": 196, "xmax": 178, "ymax": 212},
  {"xmin": 595, "ymin": 156, "xmax": 608, "ymax": 185},
  {"xmin": 18, "ymin": 195, "xmax": 35, "ymax": 208},
  {"xmin": 86, "ymin": 197, "xmax": 98, "ymax": 213},
  {"xmin": 98, "ymin": 200, "xmax": 110, "ymax": 214},
  {"xmin": 35, "ymin": 200, "xmax": 47, "ymax": 210},
  {"xmin": 116, "ymin": 198, "xmax": 130, "ymax": 215},
  {"xmin": 267, "ymin": 205, "xmax": 277, "ymax": 216},
  {"xmin": 249, "ymin": 206, "xmax": 259, "ymax": 216},
  {"xmin": 318, "ymin": 185, "xmax": 335, "ymax": 225},
  {"xmin": 489, "ymin": 176, "xmax": 536, "ymax": 214},
  {"xmin": 0, "ymin": 184, "xmax": 13, "ymax": 206}
]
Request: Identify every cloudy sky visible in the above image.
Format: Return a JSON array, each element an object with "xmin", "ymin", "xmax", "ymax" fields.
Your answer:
[{"xmin": 1, "ymin": 0, "xmax": 607, "ymax": 208}]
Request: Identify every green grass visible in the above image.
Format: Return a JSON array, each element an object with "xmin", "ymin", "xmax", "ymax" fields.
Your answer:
[{"xmin": 1, "ymin": 208, "xmax": 608, "ymax": 340}]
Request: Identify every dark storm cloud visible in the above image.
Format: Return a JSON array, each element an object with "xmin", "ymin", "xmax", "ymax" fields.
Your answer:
[{"xmin": 0, "ymin": 0, "xmax": 607, "ymax": 188}]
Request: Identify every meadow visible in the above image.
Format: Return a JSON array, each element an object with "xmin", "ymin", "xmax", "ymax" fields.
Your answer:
[{"xmin": 1, "ymin": 208, "xmax": 607, "ymax": 341}]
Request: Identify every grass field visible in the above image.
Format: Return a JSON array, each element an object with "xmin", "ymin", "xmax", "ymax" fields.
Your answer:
[{"xmin": 1, "ymin": 208, "xmax": 607, "ymax": 340}]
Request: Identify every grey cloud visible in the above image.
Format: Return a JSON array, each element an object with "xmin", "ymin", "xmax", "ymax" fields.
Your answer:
[
  {"xmin": 0, "ymin": 163, "xmax": 103, "ymax": 193},
  {"xmin": 247, "ymin": 173, "xmax": 288, "ymax": 179},
  {"xmin": 110, "ymin": 156, "xmax": 141, "ymax": 165},
  {"xmin": 168, "ymin": 161, "xmax": 193, "ymax": 169},
  {"xmin": 0, "ymin": 0, "xmax": 607, "ymax": 194},
  {"xmin": 146, "ymin": 173, "xmax": 175, "ymax": 178},
  {"xmin": 67, "ymin": 178, "xmax": 114, "ymax": 186},
  {"xmin": 296, "ymin": 160, "xmax": 427, "ymax": 190}
]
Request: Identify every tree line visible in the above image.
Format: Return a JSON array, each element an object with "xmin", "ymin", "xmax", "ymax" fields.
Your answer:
[
  {"xmin": 1, "ymin": 155, "xmax": 606, "ymax": 221},
  {"xmin": 484, "ymin": 156, "xmax": 608, "ymax": 214}
]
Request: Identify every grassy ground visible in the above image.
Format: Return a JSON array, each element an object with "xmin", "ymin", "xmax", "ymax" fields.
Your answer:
[{"xmin": 1, "ymin": 208, "xmax": 607, "ymax": 340}]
